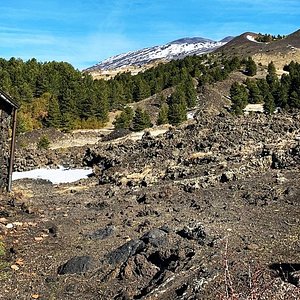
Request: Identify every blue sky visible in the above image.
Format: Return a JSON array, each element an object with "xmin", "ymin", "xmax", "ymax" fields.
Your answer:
[{"xmin": 0, "ymin": 0, "xmax": 299, "ymax": 70}]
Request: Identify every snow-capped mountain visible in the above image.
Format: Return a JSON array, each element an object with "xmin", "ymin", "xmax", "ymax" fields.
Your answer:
[{"xmin": 85, "ymin": 37, "xmax": 232, "ymax": 72}]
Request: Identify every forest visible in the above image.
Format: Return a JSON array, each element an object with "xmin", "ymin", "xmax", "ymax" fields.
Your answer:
[
  {"xmin": 230, "ymin": 61, "xmax": 300, "ymax": 114},
  {"xmin": 1, "ymin": 54, "xmax": 299, "ymax": 133},
  {"xmin": 0, "ymin": 55, "xmax": 240, "ymax": 132}
]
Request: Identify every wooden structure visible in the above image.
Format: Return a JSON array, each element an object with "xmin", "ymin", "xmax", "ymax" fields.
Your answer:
[{"xmin": 0, "ymin": 90, "xmax": 19, "ymax": 192}]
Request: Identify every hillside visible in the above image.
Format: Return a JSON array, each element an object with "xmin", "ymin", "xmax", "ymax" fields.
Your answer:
[
  {"xmin": 84, "ymin": 37, "xmax": 230, "ymax": 79},
  {"xmin": 2, "ymin": 109, "xmax": 300, "ymax": 299},
  {"xmin": 1, "ymin": 35, "xmax": 300, "ymax": 298},
  {"xmin": 216, "ymin": 29, "xmax": 300, "ymax": 69},
  {"xmin": 85, "ymin": 29, "xmax": 300, "ymax": 80}
]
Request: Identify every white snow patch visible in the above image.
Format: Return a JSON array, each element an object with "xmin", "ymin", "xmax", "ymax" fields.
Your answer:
[
  {"xmin": 12, "ymin": 166, "xmax": 93, "ymax": 184},
  {"xmin": 246, "ymin": 35, "xmax": 261, "ymax": 43},
  {"xmin": 243, "ymin": 104, "xmax": 264, "ymax": 114},
  {"xmin": 187, "ymin": 111, "xmax": 195, "ymax": 120},
  {"xmin": 91, "ymin": 40, "xmax": 226, "ymax": 71}
]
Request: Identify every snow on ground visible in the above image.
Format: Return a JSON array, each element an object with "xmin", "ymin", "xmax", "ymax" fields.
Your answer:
[
  {"xmin": 187, "ymin": 111, "xmax": 196, "ymax": 120},
  {"xmin": 246, "ymin": 35, "xmax": 260, "ymax": 43},
  {"xmin": 12, "ymin": 166, "xmax": 93, "ymax": 184},
  {"xmin": 243, "ymin": 103, "xmax": 264, "ymax": 114},
  {"xmin": 93, "ymin": 39, "xmax": 226, "ymax": 70}
]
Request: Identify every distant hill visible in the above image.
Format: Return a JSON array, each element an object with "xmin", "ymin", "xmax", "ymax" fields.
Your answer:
[
  {"xmin": 215, "ymin": 29, "xmax": 300, "ymax": 68},
  {"xmin": 85, "ymin": 29, "xmax": 300, "ymax": 79},
  {"xmin": 84, "ymin": 36, "xmax": 233, "ymax": 78}
]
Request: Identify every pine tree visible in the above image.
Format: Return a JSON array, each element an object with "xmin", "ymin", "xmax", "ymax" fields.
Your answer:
[
  {"xmin": 230, "ymin": 82, "xmax": 248, "ymax": 115},
  {"xmin": 245, "ymin": 79, "xmax": 263, "ymax": 104},
  {"xmin": 245, "ymin": 57, "xmax": 257, "ymax": 76},
  {"xmin": 257, "ymin": 78, "xmax": 270, "ymax": 96},
  {"xmin": 109, "ymin": 81, "xmax": 126, "ymax": 109},
  {"xmin": 132, "ymin": 107, "xmax": 152, "ymax": 131},
  {"xmin": 157, "ymin": 103, "xmax": 169, "ymax": 125},
  {"xmin": 276, "ymin": 86, "xmax": 289, "ymax": 108},
  {"xmin": 266, "ymin": 61, "xmax": 279, "ymax": 93},
  {"xmin": 267, "ymin": 61, "xmax": 277, "ymax": 77},
  {"xmin": 46, "ymin": 95, "xmax": 61, "ymax": 128},
  {"xmin": 183, "ymin": 77, "xmax": 197, "ymax": 108},
  {"xmin": 133, "ymin": 78, "xmax": 151, "ymax": 101},
  {"xmin": 289, "ymin": 91, "xmax": 300, "ymax": 108},
  {"xmin": 168, "ymin": 86, "xmax": 187, "ymax": 125},
  {"xmin": 113, "ymin": 106, "xmax": 134, "ymax": 129},
  {"xmin": 228, "ymin": 56, "xmax": 241, "ymax": 71},
  {"xmin": 263, "ymin": 92, "xmax": 275, "ymax": 114},
  {"xmin": 61, "ymin": 112, "xmax": 76, "ymax": 131}
]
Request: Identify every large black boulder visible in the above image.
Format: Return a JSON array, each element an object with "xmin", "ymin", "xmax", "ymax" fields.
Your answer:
[
  {"xmin": 58, "ymin": 256, "xmax": 94, "ymax": 275},
  {"xmin": 106, "ymin": 239, "xmax": 146, "ymax": 266}
]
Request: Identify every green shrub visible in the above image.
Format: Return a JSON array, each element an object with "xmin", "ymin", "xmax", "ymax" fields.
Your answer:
[
  {"xmin": 0, "ymin": 241, "xmax": 5, "ymax": 257},
  {"xmin": 37, "ymin": 135, "xmax": 50, "ymax": 150}
]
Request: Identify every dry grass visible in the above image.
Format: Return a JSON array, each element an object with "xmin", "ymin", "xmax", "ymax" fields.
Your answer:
[
  {"xmin": 253, "ymin": 51, "xmax": 300, "ymax": 70},
  {"xmin": 0, "ymin": 239, "xmax": 10, "ymax": 280},
  {"xmin": 218, "ymin": 238, "xmax": 300, "ymax": 300}
]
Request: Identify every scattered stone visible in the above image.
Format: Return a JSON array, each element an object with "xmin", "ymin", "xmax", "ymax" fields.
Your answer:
[
  {"xmin": 177, "ymin": 223, "xmax": 207, "ymax": 245},
  {"xmin": 58, "ymin": 256, "xmax": 94, "ymax": 275},
  {"xmin": 0, "ymin": 218, "xmax": 8, "ymax": 224},
  {"xmin": 137, "ymin": 194, "xmax": 148, "ymax": 204},
  {"xmin": 141, "ymin": 228, "xmax": 168, "ymax": 247},
  {"xmin": 34, "ymin": 237, "xmax": 43, "ymax": 242},
  {"xmin": 86, "ymin": 225, "xmax": 115, "ymax": 240},
  {"xmin": 220, "ymin": 171, "xmax": 237, "ymax": 183},
  {"xmin": 86, "ymin": 201, "xmax": 109, "ymax": 210},
  {"xmin": 11, "ymin": 264, "xmax": 20, "ymax": 271},
  {"xmin": 106, "ymin": 240, "xmax": 146, "ymax": 267},
  {"xmin": 245, "ymin": 243, "xmax": 260, "ymax": 251}
]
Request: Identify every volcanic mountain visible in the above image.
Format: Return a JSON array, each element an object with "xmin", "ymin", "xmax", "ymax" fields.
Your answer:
[{"xmin": 84, "ymin": 36, "xmax": 232, "ymax": 76}]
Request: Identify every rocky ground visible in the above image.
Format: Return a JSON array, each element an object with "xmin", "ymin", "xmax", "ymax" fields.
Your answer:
[{"xmin": 1, "ymin": 110, "xmax": 300, "ymax": 299}]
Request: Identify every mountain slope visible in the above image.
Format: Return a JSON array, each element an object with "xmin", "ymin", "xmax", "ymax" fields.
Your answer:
[
  {"xmin": 85, "ymin": 37, "xmax": 231, "ymax": 73},
  {"xmin": 215, "ymin": 29, "xmax": 300, "ymax": 61},
  {"xmin": 214, "ymin": 29, "xmax": 300, "ymax": 69}
]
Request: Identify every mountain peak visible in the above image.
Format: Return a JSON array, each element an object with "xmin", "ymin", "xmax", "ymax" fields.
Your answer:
[
  {"xmin": 168, "ymin": 37, "xmax": 214, "ymax": 44},
  {"xmin": 219, "ymin": 36, "xmax": 235, "ymax": 43},
  {"xmin": 85, "ymin": 36, "xmax": 229, "ymax": 74}
]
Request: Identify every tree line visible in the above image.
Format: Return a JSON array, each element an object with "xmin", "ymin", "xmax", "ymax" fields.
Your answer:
[
  {"xmin": 230, "ymin": 61, "xmax": 300, "ymax": 114},
  {"xmin": 255, "ymin": 33, "xmax": 286, "ymax": 43},
  {"xmin": 114, "ymin": 55, "xmax": 244, "ymax": 128},
  {"xmin": 0, "ymin": 54, "xmax": 242, "ymax": 132}
]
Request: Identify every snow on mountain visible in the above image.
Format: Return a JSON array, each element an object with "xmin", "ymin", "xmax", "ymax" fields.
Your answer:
[
  {"xmin": 85, "ymin": 37, "xmax": 231, "ymax": 72},
  {"xmin": 246, "ymin": 35, "xmax": 260, "ymax": 43}
]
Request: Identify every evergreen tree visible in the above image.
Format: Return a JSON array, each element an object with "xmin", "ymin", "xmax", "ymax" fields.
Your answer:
[
  {"xmin": 266, "ymin": 61, "xmax": 279, "ymax": 94},
  {"xmin": 245, "ymin": 57, "xmax": 257, "ymax": 76},
  {"xmin": 168, "ymin": 86, "xmax": 187, "ymax": 125},
  {"xmin": 276, "ymin": 86, "xmax": 289, "ymax": 108},
  {"xmin": 267, "ymin": 61, "xmax": 277, "ymax": 77},
  {"xmin": 133, "ymin": 78, "xmax": 151, "ymax": 101},
  {"xmin": 46, "ymin": 95, "xmax": 61, "ymax": 127},
  {"xmin": 183, "ymin": 77, "xmax": 197, "ymax": 108},
  {"xmin": 230, "ymin": 82, "xmax": 248, "ymax": 115},
  {"xmin": 113, "ymin": 106, "xmax": 134, "ymax": 129},
  {"xmin": 109, "ymin": 81, "xmax": 126, "ymax": 109},
  {"xmin": 245, "ymin": 79, "xmax": 263, "ymax": 103},
  {"xmin": 94, "ymin": 82, "xmax": 109, "ymax": 122},
  {"xmin": 263, "ymin": 92, "xmax": 275, "ymax": 114},
  {"xmin": 61, "ymin": 112, "xmax": 76, "ymax": 131},
  {"xmin": 132, "ymin": 107, "xmax": 152, "ymax": 131},
  {"xmin": 289, "ymin": 91, "xmax": 300, "ymax": 108},
  {"xmin": 257, "ymin": 78, "xmax": 270, "ymax": 96},
  {"xmin": 228, "ymin": 56, "xmax": 241, "ymax": 71},
  {"xmin": 157, "ymin": 103, "xmax": 169, "ymax": 125}
]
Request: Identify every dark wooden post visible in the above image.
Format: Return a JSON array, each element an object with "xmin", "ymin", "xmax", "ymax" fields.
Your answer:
[{"xmin": 8, "ymin": 107, "xmax": 17, "ymax": 192}]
